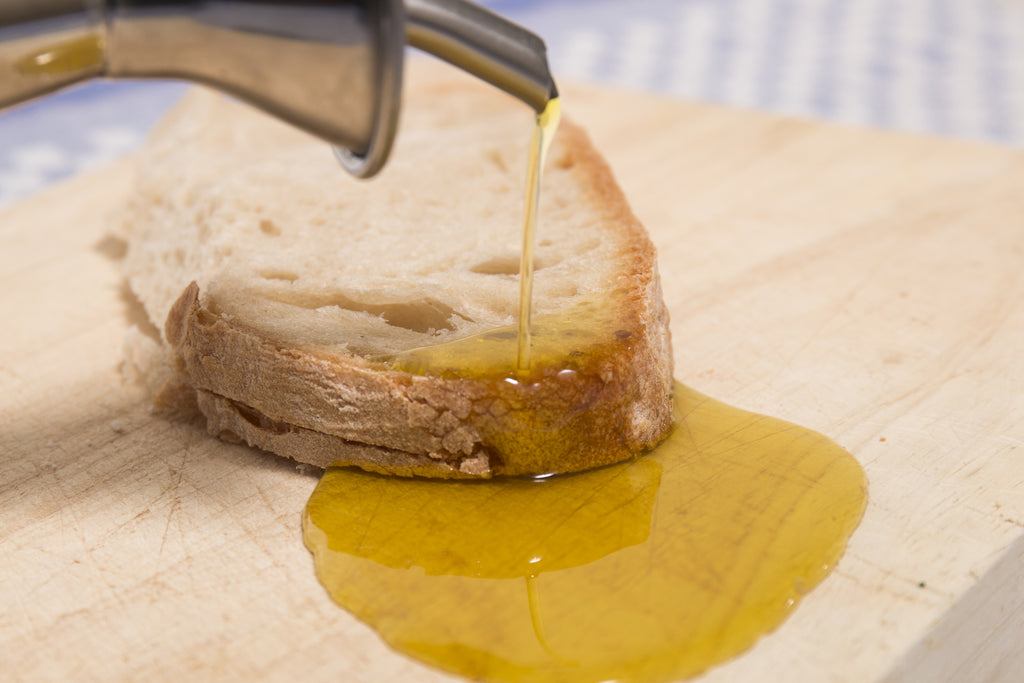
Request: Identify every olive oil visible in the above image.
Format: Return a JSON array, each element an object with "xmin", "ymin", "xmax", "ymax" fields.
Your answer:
[
  {"xmin": 304, "ymin": 95, "xmax": 867, "ymax": 681},
  {"xmin": 388, "ymin": 290, "xmax": 618, "ymax": 381},
  {"xmin": 304, "ymin": 382, "xmax": 867, "ymax": 682},
  {"xmin": 517, "ymin": 98, "xmax": 562, "ymax": 375},
  {"xmin": 14, "ymin": 35, "xmax": 104, "ymax": 75}
]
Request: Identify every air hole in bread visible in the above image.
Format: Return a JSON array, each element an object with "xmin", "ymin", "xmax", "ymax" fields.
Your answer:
[
  {"xmin": 95, "ymin": 234, "xmax": 128, "ymax": 260},
  {"xmin": 470, "ymin": 255, "xmax": 557, "ymax": 276},
  {"xmin": 259, "ymin": 219, "xmax": 282, "ymax": 236},
  {"xmin": 265, "ymin": 291, "xmax": 469, "ymax": 334},
  {"xmin": 118, "ymin": 281, "xmax": 162, "ymax": 342},
  {"xmin": 361, "ymin": 299, "xmax": 467, "ymax": 334},
  {"xmin": 554, "ymin": 151, "xmax": 575, "ymax": 170},
  {"xmin": 217, "ymin": 428, "xmax": 243, "ymax": 444},
  {"xmin": 234, "ymin": 402, "xmax": 265, "ymax": 428},
  {"xmin": 470, "ymin": 255, "xmax": 519, "ymax": 275},
  {"xmin": 259, "ymin": 269, "xmax": 299, "ymax": 282},
  {"xmin": 485, "ymin": 148, "xmax": 508, "ymax": 173},
  {"xmin": 552, "ymin": 195, "xmax": 570, "ymax": 209}
]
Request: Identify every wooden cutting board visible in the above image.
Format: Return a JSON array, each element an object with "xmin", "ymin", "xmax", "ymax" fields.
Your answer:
[{"xmin": 2, "ymin": 65, "xmax": 1023, "ymax": 682}]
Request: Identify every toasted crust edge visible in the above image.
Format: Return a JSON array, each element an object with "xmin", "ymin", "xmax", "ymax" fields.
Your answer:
[{"xmin": 195, "ymin": 389, "xmax": 487, "ymax": 478}]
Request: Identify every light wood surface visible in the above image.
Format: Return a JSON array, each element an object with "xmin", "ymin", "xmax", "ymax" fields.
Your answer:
[{"xmin": 2, "ymin": 67, "xmax": 1024, "ymax": 682}]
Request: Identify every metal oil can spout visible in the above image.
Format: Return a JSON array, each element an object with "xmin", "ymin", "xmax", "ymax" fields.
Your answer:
[
  {"xmin": 335, "ymin": 0, "xmax": 559, "ymax": 176},
  {"xmin": 404, "ymin": 0, "xmax": 558, "ymax": 114}
]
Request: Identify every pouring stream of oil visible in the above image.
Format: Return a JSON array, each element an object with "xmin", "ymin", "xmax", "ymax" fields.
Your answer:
[
  {"xmin": 304, "ymin": 100, "xmax": 867, "ymax": 681},
  {"xmin": 517, "ymin": 98, "xmax": 562, "ymax": 375}
]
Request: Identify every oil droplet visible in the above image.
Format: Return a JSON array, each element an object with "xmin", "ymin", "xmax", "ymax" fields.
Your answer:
[{"xmin": 304, "ymin": 382, "xmax": 867, "ymax": 682}]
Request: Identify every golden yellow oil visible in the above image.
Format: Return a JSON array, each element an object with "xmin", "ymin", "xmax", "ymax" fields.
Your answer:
[
  {"xmin": 304, "ymin": 381, "xmax": 867, "ymax": 682},
  {"xmin": 517, "ymin": 98, "xmax": 561, "ymax": 375},
  {"xmin": 386, "ymin": 294, "xmax": 618, "ymax": 381},
  {"xmin": 304, "ymin": 94, "xmax": 866, "ymax": 681},
  {"xmin": 15, "ymin": 34, "xmax": 104, "ymax": 75}
]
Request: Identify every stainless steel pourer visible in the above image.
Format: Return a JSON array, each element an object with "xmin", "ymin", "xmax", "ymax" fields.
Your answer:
[{"xmin": 0, "ymin": 0, "xmax": 558, "ymax": 177}]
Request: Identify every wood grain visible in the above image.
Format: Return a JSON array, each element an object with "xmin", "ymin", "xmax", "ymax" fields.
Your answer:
[{"xmin": 2, "ymin": 67, "xmax": 1023, "ymax": 681}]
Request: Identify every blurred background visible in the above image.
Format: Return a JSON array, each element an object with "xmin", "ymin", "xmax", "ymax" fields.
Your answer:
[{"xmin": 1, "ymin": 0, "xmax": 1022, "ymax": 207}]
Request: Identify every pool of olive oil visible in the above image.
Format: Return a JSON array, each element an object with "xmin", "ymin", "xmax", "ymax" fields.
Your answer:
[
  {"xmin": 305, "ymin": 383, "xmax": 866, "ymax": 682},
  {"xmin": 304, "ymin": 100, "xmax": 867, "ymax": 681}
]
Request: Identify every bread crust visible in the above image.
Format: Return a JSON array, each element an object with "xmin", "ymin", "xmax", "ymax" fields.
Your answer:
[
  {"xmin": 166, "ymin": 269, "xmax": 673, "ymax": 477},
  {"xmin": 137, "ymin": 85, "xmax": 673, "ymax": 478}
]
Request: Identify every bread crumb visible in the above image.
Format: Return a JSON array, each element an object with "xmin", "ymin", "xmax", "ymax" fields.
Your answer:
[{"xmin": 109, "ymin": 419, "xmax": 126, "ymax": 433}]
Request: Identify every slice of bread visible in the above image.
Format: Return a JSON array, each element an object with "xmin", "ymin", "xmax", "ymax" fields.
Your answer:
[{"xmin": 118, "ymin": 78, "xmax": 673, "ymax": 478}]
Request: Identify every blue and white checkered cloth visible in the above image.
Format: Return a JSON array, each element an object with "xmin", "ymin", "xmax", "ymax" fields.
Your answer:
[{"xmin": 2, "ymin": 0, "xmax": 1023, "ymax": 207}]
